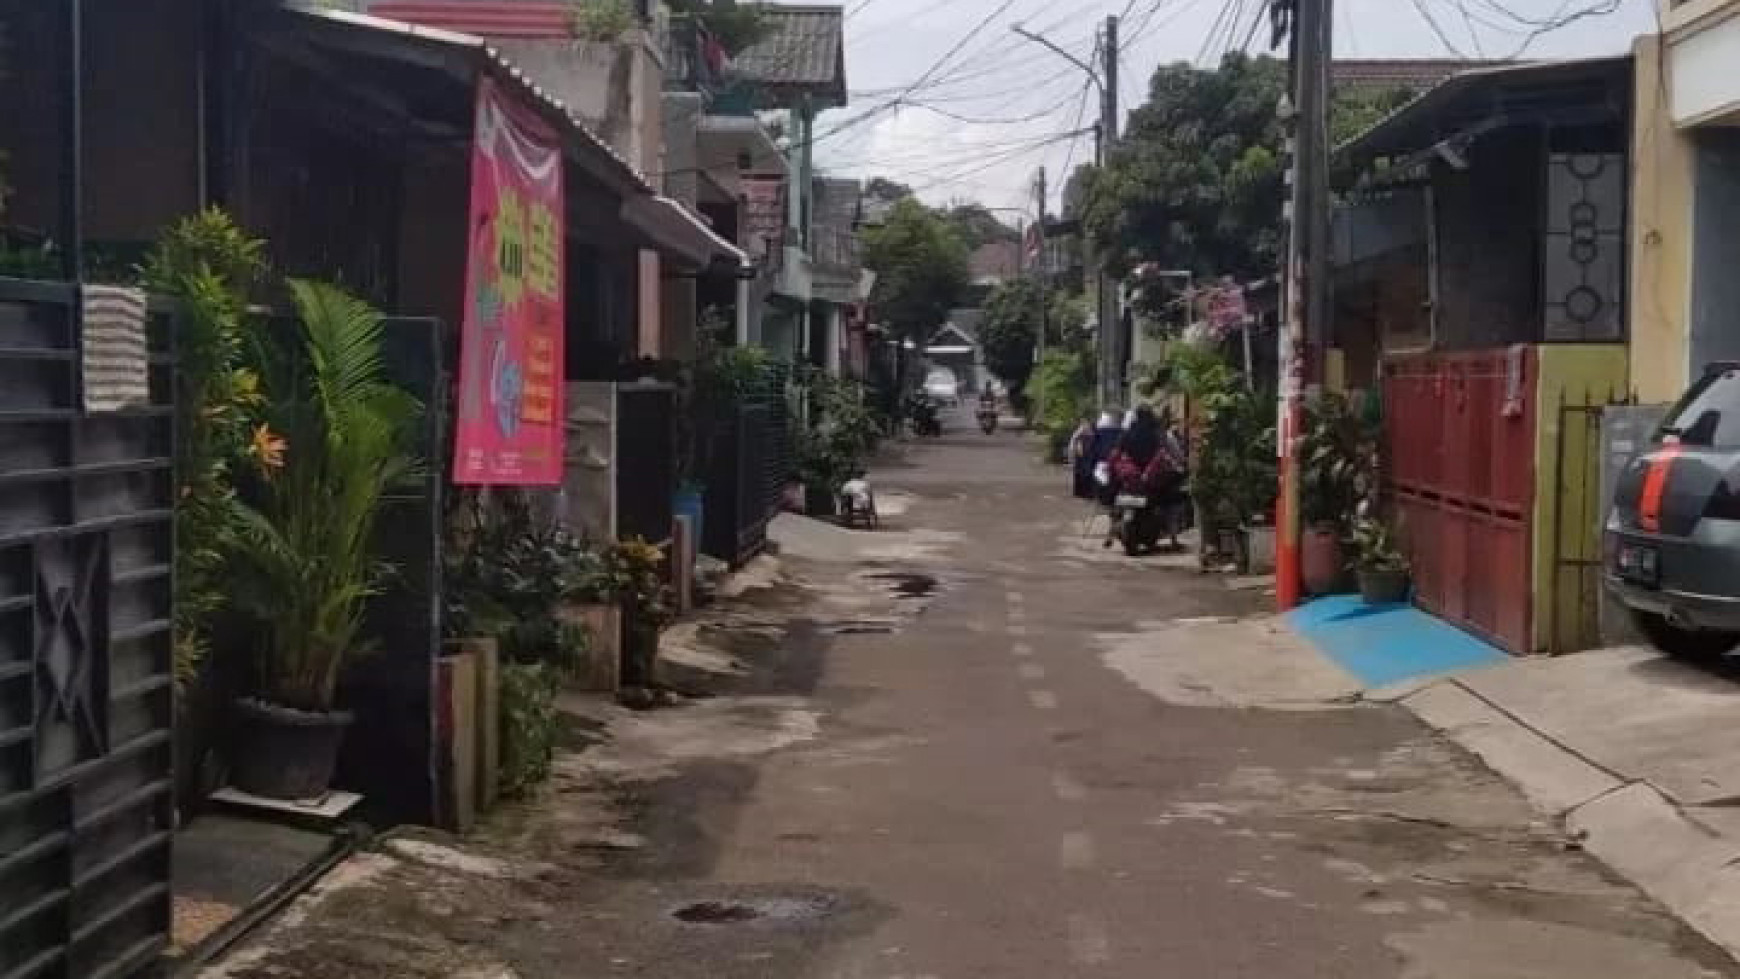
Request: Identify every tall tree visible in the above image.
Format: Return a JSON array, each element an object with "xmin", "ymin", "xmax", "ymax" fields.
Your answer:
[
  {"xmin": 979, "ymin": 280, "xmax": 1095, "ymax": 398},
  {"xmin": 943, "ymin": 203, "xmax": 1020, "ymax": 251},
  {"xmin": 1080, "ymin": 53, "xmax": 1288, "ymax": 287},
  {"xmin": 978, "ymin": 278, "xmax": 1043, "ymax": 396},
  {"xmin": 861, "ymin": 197, "xmax": 970, "ymax": 341}
]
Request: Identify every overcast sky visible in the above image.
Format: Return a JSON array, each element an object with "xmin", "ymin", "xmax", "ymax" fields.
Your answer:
[{"xmin": 810, "ymin": 0, "xmax": 1658, "ymax": 218}]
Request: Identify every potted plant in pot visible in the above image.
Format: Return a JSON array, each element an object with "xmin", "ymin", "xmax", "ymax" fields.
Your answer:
[
  {"xmin": 601, "ymin": 537, "xmax": 673, "ymax": 700},
  {"xmin": 225, "ymin": 280, "xmax": 422, "ymax": 801},
  {"xmin": 794, "ymin": 428, "xmax": 856, "ymax": 518},
  {"xmin": 1351, "ymin": 517, "xmax": 1411, "ymax": 605},
  {"xmin": 1299, "ymin": 391, "xmax": 1370, "ymax": 594}
]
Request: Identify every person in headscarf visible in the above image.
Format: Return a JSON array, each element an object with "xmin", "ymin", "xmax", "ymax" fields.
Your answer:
[
  {"xmin": 1106, "ymin": 405, "xmax": 1187, "ymax": 549},
  {"xmin": 1086, "ymin": 409, "xmax": 1125, "ymax": 506},
  {"xmin": 1068, "ymin": 412, "xmax": 1097, "ymax": 498}
]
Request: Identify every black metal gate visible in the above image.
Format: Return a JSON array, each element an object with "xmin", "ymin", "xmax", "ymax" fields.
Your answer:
[
  {"xmin": 339, "ymin": 316, "xmax": 446, "ymax": 827},
  {"xmin": 616, "ymin": 383, "xmax": 675, "ymax": 547},
  {"xmin": 701, "ymin": 362, "xmax": 793, "ymax": 569},
  {"xmin": 0, "ymin": 278, "xmax": 177, "ymax": 979}
]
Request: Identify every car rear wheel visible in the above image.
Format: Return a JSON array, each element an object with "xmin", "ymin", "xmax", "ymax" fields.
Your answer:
[{"xmin": 1631, "ymin": 610, "xmax": 1740, "ymax": 660}]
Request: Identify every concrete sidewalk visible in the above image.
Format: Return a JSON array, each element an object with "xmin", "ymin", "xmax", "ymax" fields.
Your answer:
[{"xmin": 1363, "ymin": 643, "xmax": 1740, "ymax": 961}]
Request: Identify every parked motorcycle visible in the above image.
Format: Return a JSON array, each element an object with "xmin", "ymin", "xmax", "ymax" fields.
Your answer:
[
  {"xmin": 1111, "ymin": 489, "xmax": 1167, "ymax": 557},
  {"xmin": 906, "ymin": 393, "xmax": 942, "ymax": 438}
]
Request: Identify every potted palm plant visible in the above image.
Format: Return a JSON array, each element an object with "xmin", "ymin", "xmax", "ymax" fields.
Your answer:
[
  {"xmin": 1299, "ymin": 391, "xmax": 1370, "ymax": 594},
  {"xmin": 226, "ymin": 280, "xmax": 422, "ymax": 801},
  {"xmin": 1351, "ymin": 517, "xmax": 1411, "ymax": 605}
]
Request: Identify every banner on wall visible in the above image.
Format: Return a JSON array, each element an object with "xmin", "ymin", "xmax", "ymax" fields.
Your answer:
[{"xmin": 453, "ymin": 78, "xmax": 566, "ymax": 485}]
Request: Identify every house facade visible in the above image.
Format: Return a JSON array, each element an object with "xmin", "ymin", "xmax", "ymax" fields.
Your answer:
[
  {"xmin": 1334, "ymin": 57, "xmax": 1634, "ymax": 656},
  {"xmin": 1629, "ymin": 0, "xmax": 1740, "ymax": 404}
]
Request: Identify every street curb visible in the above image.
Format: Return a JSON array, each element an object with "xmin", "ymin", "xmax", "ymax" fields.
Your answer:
[
  {"xmin": 1398, "ymin": 677, "xmax": 1740, "ymax": 962},
  {"xmin": 1569, "ymin": 784, "xmax": 1740, "ymax": 962}
]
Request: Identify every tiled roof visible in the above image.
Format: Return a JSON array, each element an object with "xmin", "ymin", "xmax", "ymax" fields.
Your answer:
[
  {"xmin": 732, "ymin": 5, "xmax": 846, "ymax": 105},
  {"xmin": 969, "ymin": 241, "xmax": 1021, "ymax": 283},
  {"xmin": 1333, "ymin": 59, "xmax": 1496, "ymax": 92},
  {"xmin": 812, "ymin": 177, "xmax": 861, "ymax": 233}
]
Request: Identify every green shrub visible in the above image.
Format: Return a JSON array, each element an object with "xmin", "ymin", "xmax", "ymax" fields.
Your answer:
[
  {"xmin": 1030, "ymin": 350, "xmax": 1096, "ymax": 462},
  {"xmin": 499, "ymin": 662, "xmax": 560, "ymax": 798},
  {"xmin": 444, "ymin": 492, "xmax": 596, "ymax": 673}
]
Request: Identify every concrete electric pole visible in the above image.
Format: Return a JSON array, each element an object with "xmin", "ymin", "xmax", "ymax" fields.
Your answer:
[
  {"xmin": 1097, "ymin": 15, "xmax": 1121, "ymax": 409},
  {"xmin": 1010, "ymin": 18, "xmax": 1122, "ymax": 409},
  {"xmin": 1034, "ymin": 166, "xmax": 1049, "ymax": 424},
  {"xmin": 1276, "ymin": 0, "xmax": 1332, "ymax": 610}
]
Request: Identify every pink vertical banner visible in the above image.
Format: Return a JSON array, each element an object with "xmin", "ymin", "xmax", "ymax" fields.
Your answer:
[{"xmin": 453, "ymin": 78, "xmax": 566, "ymax": 485}]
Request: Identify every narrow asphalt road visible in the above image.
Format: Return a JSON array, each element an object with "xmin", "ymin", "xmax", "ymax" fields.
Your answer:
[
  {"xmin": 205, "ymin": 411, "xmax": 1740, "ymax": 978},
  {"xmin": 688, "ymin": 411, "xmax": 1735, "ymax": 978}
]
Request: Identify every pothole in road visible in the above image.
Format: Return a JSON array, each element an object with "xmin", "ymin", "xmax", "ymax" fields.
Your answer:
[
  {"xmin": 668, "ymin": 894, "xmax": 839, "ymax": 926},
  {"xmin": 862, "ymin": 572, "xmax": 938, "ymax": 600},
  {"xmin": 828, "ymin": 623, "xmax": 896, "ymax": 636},
  {"xmin": 672, "ymin": 901, "xmax": 761, "ymax": 924}
]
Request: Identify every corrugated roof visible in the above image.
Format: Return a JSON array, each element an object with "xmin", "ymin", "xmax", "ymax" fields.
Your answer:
[
  {"xmin": 732, "ymin": 4, "xmax": 846, "ymax": 106},
  {"xmin": 365, "ymin": 1, "xmax": 574, "ymax": 38},
  {"xmin": 285, "ymin": 5, "xmax": 651, "ymax": 193},
  {"xmin": 1333, "ymin": 59, "xmax": 1495, "ymax": 91},
  {"xmin": 1339, "ymin": 55, "xmax": 1632, "ymax": 161}
]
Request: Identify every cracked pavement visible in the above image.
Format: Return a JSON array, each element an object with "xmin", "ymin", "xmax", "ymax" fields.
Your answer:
[{"xmin": 203, "ymin": 412, "xmax": 1740, "ymax": 978}]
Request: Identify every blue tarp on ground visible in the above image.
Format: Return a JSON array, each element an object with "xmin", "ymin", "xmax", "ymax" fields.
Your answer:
[{"xmin": 1286, "ymin": 596, "xmax": 1508, "ymax": 688}]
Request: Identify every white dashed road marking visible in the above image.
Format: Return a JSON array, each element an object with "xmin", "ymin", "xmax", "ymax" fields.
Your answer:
[
  {"xmin": 1060, "ymin": 831, "xmax": 1097, "ymax": 870},
  {"xmin": 1008, "ymin": 623, "xmax": 1029, "ymax": 637},
  {"xmin": 1012, "ymin": 641, "xmax": 1034, "ymax": 658},
  {"xmin": 1028, "ymin": 689, "xmax": 1058, "ymax": 710},
  {"xmin": 1017, "ymin": 663, "xmax": 1046, "ymax": 682},
  {"xmin": 1007, "ymin": 591, "xmax": 1025, "ymax": 604},
  {"xmin": 1067, "ymin": 913, "xmax": 1112, "ymax": 965},
  {"xmin": 1052, "ymin": 771, "xmax": 1086, "ymax": 802}
]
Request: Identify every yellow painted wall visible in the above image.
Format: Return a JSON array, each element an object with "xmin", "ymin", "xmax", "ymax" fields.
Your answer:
[
  {"xmin": 1629, "ymin": 33, "xmax": 1697, "ymax": 404},
  {"xmin": 1530, "ymin": 344, "xmax": 1629, "ymax": 654}
]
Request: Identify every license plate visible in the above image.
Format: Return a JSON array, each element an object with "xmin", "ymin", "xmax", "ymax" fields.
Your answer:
[
  {"xmin": 1617, "ymin": 543, "xmax": 1659, "ymax": 586},
  {"xmin": 1115, "ymin": 495, "xmax": 1148, "ymax": 508}
]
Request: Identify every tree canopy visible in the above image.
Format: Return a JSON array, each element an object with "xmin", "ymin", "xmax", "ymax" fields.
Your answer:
[
  {"xmin": 1080, "ymin": 53, "xmax": 1288, "ymax": 284},
  {"xmin": 978, "ymin": 279, "xmax": 1095, "ymax": 397},
  {"xmin": 942, "ymin": 203, "xmax": 1020, "ymax": 251},
  {"xmin": 978, "ymin": 278, "xmax": 1043, "ymax": 395},
  {"xmin": 861, "ymin": 197, "xmax": 970, "ymax": 341}
]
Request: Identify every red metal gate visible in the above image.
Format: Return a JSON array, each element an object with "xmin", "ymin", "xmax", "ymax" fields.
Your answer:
[{"xmin": 1383, "ymin": 350, "xmax": 1535, "ymax": 653}]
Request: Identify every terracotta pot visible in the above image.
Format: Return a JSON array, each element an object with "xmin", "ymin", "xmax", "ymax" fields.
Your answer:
[{"xmin": 1302, "ymin": 525, "xmax": 1346, "ymax": 596}]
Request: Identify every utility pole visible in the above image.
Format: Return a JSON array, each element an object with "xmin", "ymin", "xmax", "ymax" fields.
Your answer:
[
  {"xmin": 1276, "ymin": 0, "xmax": 1332, "ymax": 611},
  {"xmin": 1010, "ymin": 18, "xmax": 1121, "ymax": 409},
  {"xmin": 1097, "ymin": 15, "xmax": 1122, "ymax": 409},
  {"xmin": 1034, "ymin": 166, "xmax": 1049, "ymax": 426}
]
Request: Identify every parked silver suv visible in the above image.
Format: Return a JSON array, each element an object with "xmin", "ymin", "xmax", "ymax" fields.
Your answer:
[{"xmin": 1607, "ymin": 363, "xmax": 1740, "ymax": 657}]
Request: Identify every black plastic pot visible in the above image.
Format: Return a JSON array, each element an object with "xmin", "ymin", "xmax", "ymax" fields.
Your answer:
[
  {"xmin": 804, "ymin": 485, "xmax": 838, "ymax": 517},
  {"xmin": 228, "ymin": 698, "xmax": 354, "ymax": 801},
  {"xmin": 1357, "ymin": 568, "xmax": 1411, "ymax": 606}
]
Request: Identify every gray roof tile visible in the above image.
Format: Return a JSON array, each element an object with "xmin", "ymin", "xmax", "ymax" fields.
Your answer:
[{"xmin": 733, "ymin": 5, "xmax": 845, "ymax": 104}]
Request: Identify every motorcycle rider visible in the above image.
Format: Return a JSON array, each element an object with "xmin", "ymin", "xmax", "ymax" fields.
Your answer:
[
  {"xmin": 976, "ymin": 386, "xmax": 999, "ymax": 433},
  {"xmin": 1105, "ymin": 405, "xmax": 1186, "ymax": 552}
]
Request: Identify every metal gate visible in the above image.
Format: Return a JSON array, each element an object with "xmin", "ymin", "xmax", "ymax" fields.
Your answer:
[
  {"xmin": 702, "ymin": 363, "xmax": 791, "ymax": 569},
  {"xmin": 616, "ymin": 383, "xmax": 675, "ymax": 547},
  {"xmin": 1384, "ymin": 349, "xmax": 1536, "ymax": 653},
  {"xmin": 1548, "ymin": 394, "xmax": 1629, "ymax": 654},
  {"xmin": 0, "ymin": 279, "xmax": 177, "ymax": 979}
]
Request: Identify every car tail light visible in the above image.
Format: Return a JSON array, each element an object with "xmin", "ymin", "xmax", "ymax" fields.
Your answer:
[{"xmin": 1707, "ymin": 479, "xmax": 1740, "ymax": 521}]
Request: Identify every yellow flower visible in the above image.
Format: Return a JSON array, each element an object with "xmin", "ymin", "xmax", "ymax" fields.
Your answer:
[{"xmin": 249, "ymin": 423, "xmax": 287, "ymax": 471}]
